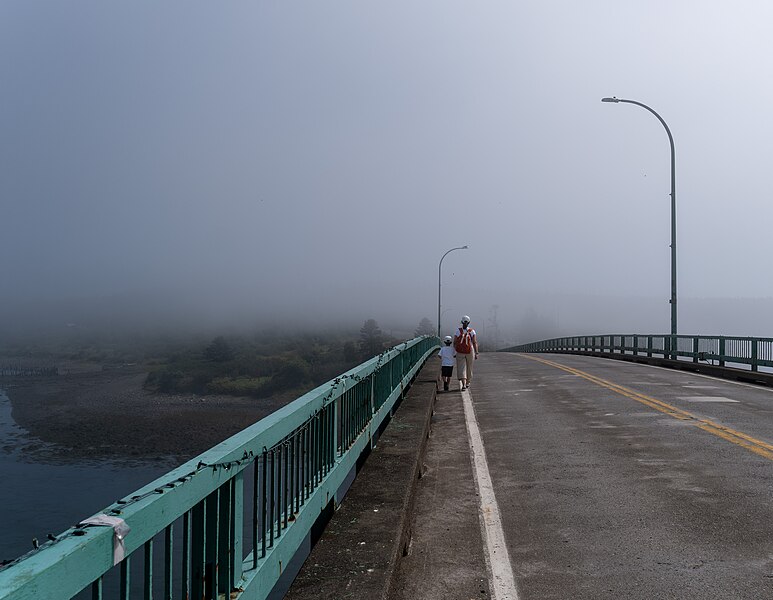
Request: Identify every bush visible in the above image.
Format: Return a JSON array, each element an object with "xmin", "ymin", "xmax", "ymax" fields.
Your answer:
[
  {"xmin": 207, "ymin": 376, "xmax": 271, "ymax": 397},
  {"xmin": 267, "ymin": 356, "xmax": 312, "ymax": 390},
  {"xmin": 146, "ymin": 369, "xmax": 185, "ymax": 393},
  {"xmin": 204, "ymin": 336, "xmax": 234, "ymax": 362}
]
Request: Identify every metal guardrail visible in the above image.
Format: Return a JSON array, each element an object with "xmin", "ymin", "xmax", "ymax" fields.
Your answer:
[
  {"xmin": 503, "ymin": 334, "xmax": 773, "ymax": 372},
  {"xmin": 0, "ymin": 336, "xmax": 439, "ymax": 600}
]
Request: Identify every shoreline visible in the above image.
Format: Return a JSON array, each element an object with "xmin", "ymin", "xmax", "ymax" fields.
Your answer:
[{"xmin": 2, "ymin": 367, "xmax": 290, "ymax": 464}]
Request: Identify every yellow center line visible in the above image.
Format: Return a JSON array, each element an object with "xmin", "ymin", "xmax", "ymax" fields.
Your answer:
[{"xmin": 522, "ymin": 354, "xmax": 773, "ymax": 461}]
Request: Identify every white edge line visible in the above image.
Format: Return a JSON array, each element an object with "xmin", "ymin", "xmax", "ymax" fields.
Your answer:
[{"xmin": 461, "ymin": 388, "xmax": 519, "ymax": 600}]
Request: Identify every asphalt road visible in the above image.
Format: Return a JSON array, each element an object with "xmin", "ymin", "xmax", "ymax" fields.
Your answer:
[{"xmin": 473, "ymin": 352, "xmax": 773, "ymax": 599}]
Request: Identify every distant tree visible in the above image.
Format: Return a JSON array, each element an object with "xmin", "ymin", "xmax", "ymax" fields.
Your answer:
[
  {"xmin": 359, "ymin": 319, "xmax": 383, "ymax": 359},
  {"xmin": 342, "ymin": 341, "xmax": 358, "ymax": 363},
  {"xmin": 204, "ymin": 336, "xmax": 234, "ymax": 362},
  {"xmin": 146, "ymin": 369, "xmax": 184, "ymax": 393},
  {"xmin": 271, "ymin": 356, "xmax": 311, "ymax": 389},
  {"xmin": 299, "ymin": 341, "xmax": 328, "ymax": 378},
  {"xmin": 414, "ymin": 317, "xmax": 434, "ymax": 337}
]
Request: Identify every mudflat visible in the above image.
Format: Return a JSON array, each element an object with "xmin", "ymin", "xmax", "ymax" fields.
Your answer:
[{"xmin": 3, "ymin": 366, "xmax": 289, "ymax": 463}]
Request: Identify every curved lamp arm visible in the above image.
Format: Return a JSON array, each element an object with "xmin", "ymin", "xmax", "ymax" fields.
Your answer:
[
  {"xmin": 437, "ymin": 245, "xmax": 469, "ymax": 338},
  {"xmin": 602, "ymin": 96, "xmax": 677, "ymax": 339}
]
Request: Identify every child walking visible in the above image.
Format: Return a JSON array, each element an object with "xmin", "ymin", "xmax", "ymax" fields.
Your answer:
[{"xmin": 437, "ymin": 336, "xmax": 456, "ymax": 392}]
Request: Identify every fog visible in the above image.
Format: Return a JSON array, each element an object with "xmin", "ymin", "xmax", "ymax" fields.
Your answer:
[{"xmin": 3, "ymin": 1, "xmax": 773, "ymax": 345}]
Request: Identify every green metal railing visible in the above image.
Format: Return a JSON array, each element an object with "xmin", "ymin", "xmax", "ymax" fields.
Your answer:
[
  {"xmin": 0, "ymin": 336, "xmax": 439, "ymax": 600},
  {"xmin": 503, "ymin": 334, "xmax": 773, "ymax": 372}
]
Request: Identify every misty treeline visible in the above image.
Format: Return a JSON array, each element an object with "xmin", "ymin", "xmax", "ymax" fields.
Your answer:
[{"xmin": 143, "ymin": 317, "xmax": 434, "ymax": 398}]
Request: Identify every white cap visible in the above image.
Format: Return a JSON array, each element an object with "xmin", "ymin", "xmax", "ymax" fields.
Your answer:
[
  {"xmin": 443, "ymin": 336, "xmax": 453, "ymax": 343},
  {"xmin": 461, "ymin": 315, "xmax": 471, "ymax": 324}
]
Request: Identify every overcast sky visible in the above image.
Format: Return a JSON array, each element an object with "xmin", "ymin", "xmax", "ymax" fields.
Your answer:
[{"xmin": 2, "ymin": 1, "xmax": 772, "ymax": 339}]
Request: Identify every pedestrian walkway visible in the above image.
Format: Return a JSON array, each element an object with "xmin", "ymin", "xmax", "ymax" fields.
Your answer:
[{"xmin": 390, "ymin": 386, "xmax": 491, "ymax": 600}]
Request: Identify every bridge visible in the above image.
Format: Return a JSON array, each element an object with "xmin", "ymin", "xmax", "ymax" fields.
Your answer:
[{"xmin": 2, "ymin": 334, "xmax": 773, "ymax": 598}]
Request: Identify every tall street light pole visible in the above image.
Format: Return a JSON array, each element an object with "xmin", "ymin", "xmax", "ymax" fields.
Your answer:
[
  {"xmin": 438, "ymin": 245, "xmax": 468, "ymax": 338},
  {"xmin": 602, "ymin": 96, "xmax": 677, "ymax": 350}
]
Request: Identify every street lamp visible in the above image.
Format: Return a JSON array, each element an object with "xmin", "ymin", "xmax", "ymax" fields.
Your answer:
[
  {"xmin": 602, "ymin": 96, "xmax": 677, "ymax": 349},
  {"xmin": 438, "ymin": 245, "xmax": 468, "ymax": 338},
  {"xmin": 439, "ymin": 308, "xmax": 455, "ymax": 337}
]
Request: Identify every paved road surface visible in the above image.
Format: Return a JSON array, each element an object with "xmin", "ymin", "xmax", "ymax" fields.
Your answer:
[{"xmin": 397, "ymin": 353, "xmax": 773, "ymax": 599}]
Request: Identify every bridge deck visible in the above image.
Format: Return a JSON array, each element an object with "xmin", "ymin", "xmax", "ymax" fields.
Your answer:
[{"xmin": 299, "ymin": 353, "xmax": 773, "ymax": 599}]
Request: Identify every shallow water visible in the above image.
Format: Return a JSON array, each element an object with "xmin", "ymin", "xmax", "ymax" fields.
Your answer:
[{"xmin": 0, "ymin": 389, "xmax": 174, "ymax": 562}]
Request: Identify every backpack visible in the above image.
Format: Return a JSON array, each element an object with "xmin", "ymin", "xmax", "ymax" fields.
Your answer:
[{"xmin": 454, "ymin": 328, "xmax": 473, "ymax": 353}]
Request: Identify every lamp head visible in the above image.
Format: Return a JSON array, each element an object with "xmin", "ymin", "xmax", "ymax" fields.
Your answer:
[
  {"xmin": 601, "ymin": 97, "xmax": 620, "ymax": 103},
  {"xmin": 462, "ymin": 245, "xmax": 469, "ymax": 249}
]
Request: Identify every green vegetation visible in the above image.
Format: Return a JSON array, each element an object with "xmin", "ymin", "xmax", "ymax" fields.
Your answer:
[
  {"xmin": 144, "ymin": 320, "xmax": 404, "ymax": 399},
  {"xmin": 0, "ymin": 318, "xmax": 422, "ymax": 400}
]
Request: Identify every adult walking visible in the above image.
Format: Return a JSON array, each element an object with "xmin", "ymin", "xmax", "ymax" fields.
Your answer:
[{"xmin": 454, "ymin": 315, "xmax": 479, "ymax": 391}]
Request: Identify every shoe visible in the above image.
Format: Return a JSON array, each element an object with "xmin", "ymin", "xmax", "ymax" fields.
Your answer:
[{"xmin": 443, "ymin": 383, "xmax": 449, "ymax": 391}]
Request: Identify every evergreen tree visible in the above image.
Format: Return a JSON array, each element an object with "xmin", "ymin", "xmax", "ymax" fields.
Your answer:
[
  {"xmin": 204, "ymin": 336, "xmax": 234, "ymax": 362},
  {"xmin": 359, "ymin": 319, "xmax": 383, "ymax": 359},
  {"xmin": 343, "ymin": 341, "xmax": 358, "ymax": 363},
  {"xmin": 414, "ymin": 317, "xmax": 434, "ymax": 337}
]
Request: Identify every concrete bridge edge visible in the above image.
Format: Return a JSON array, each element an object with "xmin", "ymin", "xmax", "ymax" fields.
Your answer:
[{"xmin": 283, "ymin": 360, "xmax": 439, "ymax": 600}]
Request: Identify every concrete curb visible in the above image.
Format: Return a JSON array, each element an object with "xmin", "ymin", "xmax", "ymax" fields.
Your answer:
[
  {"xmin": 285, "ymin": 361, "xmax": 438, "ymax": 600},
  {"xmin": 533, "ymin": 350, "xmax": 773, "ymax": 387}
]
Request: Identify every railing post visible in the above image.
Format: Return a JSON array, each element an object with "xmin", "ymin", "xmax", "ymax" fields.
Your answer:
[
  {"xmin": 120, "ymin": 557, "xmax": 130, "ymax": 600},
  {"xmin": 647, "ymin": 336, "xmax": 653, "ymax": 358},
  {"xmin": 144, "ymin": 542, "xmax": 152, "ymax": 600},
  {"xmin": 232, "ymin": 473, "xmax": 244, "ymax": 587},
  {"xmin": 633, "ymin": 336, "xmax": 638, "ymax": 356},
  {"xmin": 218, "ymin": 483, "xmax": 232, "ymax": 597},
  {"xmin": 334, "ymin": 393, "xmax": 340, "ymax": 458},
  {"xmin": 370, "ymin": 372, "xmax": 377, "ymax": 448},
  {"xmin": 752, "ymin": 338, "xmax": 759, "ymax": 372},
  {"xmin": 164, "ymin": 525, "xmax": 173, "ymax": 600},
  {"xmin": 191, "ymin": 501, "xmax": 206, "ymax": 600},
  {"xmin": 719, "ymin": 337, "xmax": 726, "ymax": 367},
  {"xmin": 205, "ymin": 491, "xmax": 219, "ymax": 599},
  {"xmin": 693, "ymin": 337, "xmax": 699, "ymax": 363}
]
